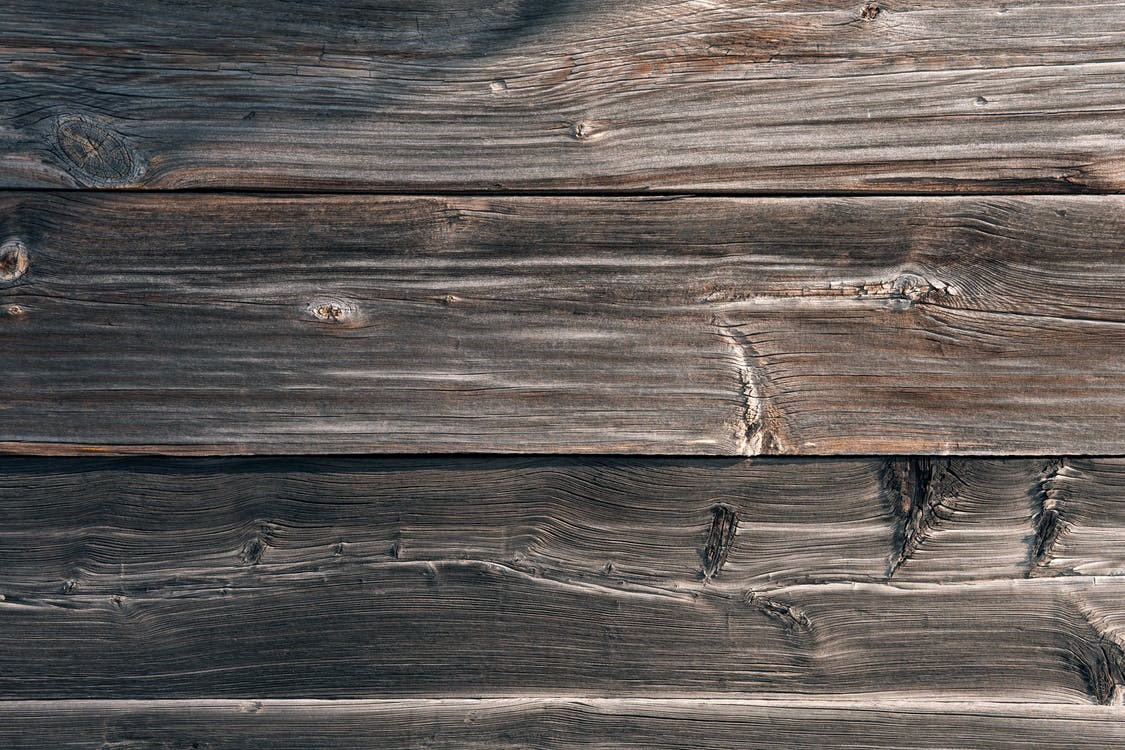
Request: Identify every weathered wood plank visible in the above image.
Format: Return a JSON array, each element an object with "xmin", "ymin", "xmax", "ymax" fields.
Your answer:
[
  {"xmin": 4, "ymin": 456, "xmax": 1125, "ymax": 701},
  {"xmin": 0, "ymin": 195, "xmax": 1122, "ymax": 455},
  {"xmin": 0, "ymin": 456, "xmax": 895, "ymax": 591},
  {"xmin": 3, "ymin": 566, "xmax": 1125, "ymax": 700},
  {"xmin": 0, "ymin": 699, "xmax": 1122, "ymax": 749},
  {"xmin": 2, "ymin": 0, "xmax": 1123, "ymax": 192},
  {"xmin": 5, "ymin": 457, "xmax": 1125, "ymax": 592}
]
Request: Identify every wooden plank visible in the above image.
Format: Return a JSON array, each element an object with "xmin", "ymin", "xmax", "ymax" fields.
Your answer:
[
  {"xmin": 4, "ymin": 456, "xmax": 1124, "ymax": 592},
  {"xmin": 0, "ymin": 194, "xmax": 1122, "ymax": 455},
  {"xmin": 1, "ymin": 0, "xmax": 1122, "ymax": 192},
  {"xmin": 0, "ymin": 699, "xmax": 1122, "ymax": 749},
  {"xmin": 4, "ymin": 456, "xmax": 1125, "ymax": 700},
  {"xmin": 2, "ymin": 567, "xmax": 1125, "ymax": 700},
  {"xmin": 2, "ymin": 192, "xmax": 1125, "ymax": 458},
  {"xmin": 0, "ymin": 456, "xmax": 896, "ymax": 591}
]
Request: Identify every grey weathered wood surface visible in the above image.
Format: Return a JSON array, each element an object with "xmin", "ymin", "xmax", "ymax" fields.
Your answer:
[
  {"xmin": 2, "ymin": 456, "xmax": 1125, "ymax": 702},
  {"xmin": 4, "ymin": 457, "xmax": 1124, "ymax": 588},
  {"xmin": 2, "ymin": 1, "xmax": 1123, "ymax": 192},
  {"xmin": 0, "ymin": 699, "xmax": 1122, "ymax": 749},
  {"xmin": 1, "ymin": 194, "xmax": 1122, "ymax": 455},
  {"xmin": 4, "ymin": 2, "xmax": 1125, "ymax": 743}
]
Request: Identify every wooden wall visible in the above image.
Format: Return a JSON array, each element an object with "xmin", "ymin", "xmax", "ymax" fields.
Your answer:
[{"xmin": 1, "ymin": 1, "xmax": 1123, "ymax": 747}]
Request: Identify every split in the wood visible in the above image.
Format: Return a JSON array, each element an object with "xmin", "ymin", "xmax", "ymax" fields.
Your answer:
[
  {"xmin": 712, "ymin": 316, "xmax": 788, "ymax": 455},
  {"xmin": 1029, "ymin": 458, "xmax": 1071, "ymax": 577},
  {"xmin": 701, "ymin": 504, "xmax": 739, "ymax": 580},
  {"xmin": 744, "ymin": 591, "xmax": 812, "ymax": 635},
  {"xmin": 1071, "ymin": 596, "xmax": 1125, "ymax": 705},
  {"xmin": 883, "ymin": 458, "xmax": 963, "ymax": 578}
]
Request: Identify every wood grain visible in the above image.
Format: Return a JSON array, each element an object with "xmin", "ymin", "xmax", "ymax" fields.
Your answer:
[
  {"xmin": 1, "ymin": 194, "xmax": 1122, "ymax": 455},
  {"xmin": 1, "ymin": 0, "xmax": 1122, "ymax": 192},
  {"xmin": 4, "ymin": 564, "xmax": 1125, "ymax": 700},
  {"xmin": 4, "ymin": 456, "xmax": 1125, "ymax": 592},
  {"xmin": 0, "ymin": 699, "xmax": 1122, "ymax": 749},
  {"xmin": 3, "ymin": 456, "xmax": 1125, "ymax": 701}
]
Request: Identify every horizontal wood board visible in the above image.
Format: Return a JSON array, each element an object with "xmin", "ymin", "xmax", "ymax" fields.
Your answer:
[
  {"xmin": 0, "ymin": 699, "xmax": 1122, "ymax": 749},
  {"xmin": 2, "ymin": 456, "xmax": 1125, "ymax": 702},
  {"xmin": 1, "ymin": 194, "xmax": 1122, "ymax": 455},
  {"xmin": 1, "ymin": 0, "xmax": 1123, "ymax": 192}
]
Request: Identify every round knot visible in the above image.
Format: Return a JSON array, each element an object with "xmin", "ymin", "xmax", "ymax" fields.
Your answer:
[
  {"xmin": 307, "ymin": 298, "xmax": 361, "ymax": 327},
  {"xmin": 0, "ymin": 239, "xmax": 29, "ymax": 283},
  {"xmin": 51, "ymin": 114, "xmax": 144, "ymax": 186}
]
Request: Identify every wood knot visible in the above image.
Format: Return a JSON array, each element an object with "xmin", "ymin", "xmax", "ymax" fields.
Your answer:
[
  {"xmin": 316, "ymin": 303, "xmax": 344, "ymax": 321},
  {"xmin": 489, "ymin": 79, "xmax": 509, "ymax": 95},
  {"xmin": 569, "ymin": 120, "xmax": 600, "ymax": 141},
  {"xmin": 50, "ymin": 114, "xmax": 144, "ymax": 186},
  {"xmin": 890, "ymin": 273, "xmax": 934, "ymax": 303},
  {"xmin": 0, "ymin": 239, "xmax": 29, "ymax": 282},
  {"xmin": 307, "ymin": 298, "xmax": 361, "ymax": 326},
  {"xmin": 240, "ymin": 524, "xmax": 272, "ymax": 566},
  {"xmin": 861, "ymin": 2, "xmax": 881, "ymax": 20},
  {"xmin": 6, "ymin": 304, "xmax": 25, "ymax": 319}
]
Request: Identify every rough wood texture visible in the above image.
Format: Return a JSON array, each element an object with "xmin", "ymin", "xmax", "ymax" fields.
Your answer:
[
  {"xmin": 3, "ymin": 456, "xmax": 1125, "ymax": 701},
  {"xmin": 5, "ymin": 456, "xmax": 1125, "ymax": 591},
  {"xmin": 0, "ymin": 700, "xmax": 1122, "ymax": 749},
  {"xmin": 1, "ymin": 1, "xmax": 1122, "ymax": 192},
  {"xmin": 2, "ymin": 194, "xmax": 1122, "ymax": 455},
  {"xmin": 4, "ymin": 570, "xmax": 1125, "ymax": 700}
]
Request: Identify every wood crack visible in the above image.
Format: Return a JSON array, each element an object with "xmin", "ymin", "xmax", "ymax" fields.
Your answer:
[
  {"xmin": 1028, "ymin": 458, "xmax": 1070, "ymax": 578},
  {"xmin": 701, "ymin": 503, "xmax": 738, "ymax": 581},
  {"xmin": 1070, "ymin": 597, "xmax": 1125, "ymax": 706},
  {"xmin": 883, "ymin": 458, "xmax": 963, "ymax": 578},
  {"xmin": 712, "ymin": 315, "xmax": 789, "ymax": 455},
  {"xmin": 744, "ymin": 591, "xmax": 812, "ymax": 635}
]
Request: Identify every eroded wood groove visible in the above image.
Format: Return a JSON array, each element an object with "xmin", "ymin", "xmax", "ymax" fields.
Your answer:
[
  {"xmin": 1030, "ymin": 458, "xmax": 1070, "ymax": 577},
  {"xmin": 701, "ymin": 503, "xmax": 739, "ymax": 580},
  {"xmin": 885, "ymin": 458, "xmax": 964, "ymax": 578},
  {"xmin": 1070, "ymin": 596, "xmax": 1125, "ymax": 706},
  {"xmin": 713, "ymin": 315, "xmax": 790, "ymax": 454}
]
